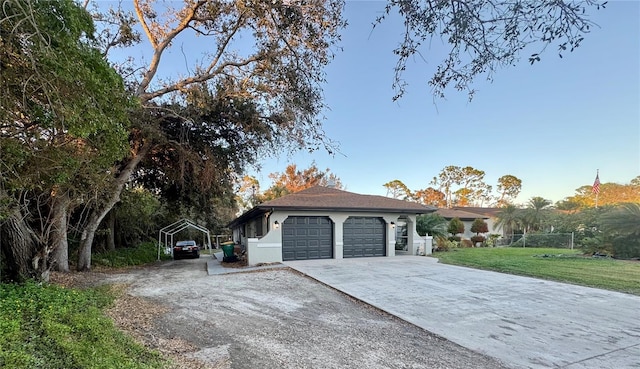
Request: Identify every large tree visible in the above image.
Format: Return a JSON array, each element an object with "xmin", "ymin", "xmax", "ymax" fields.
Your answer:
[
  {"xmin": 73, "ymin": 0, "xmax": 347, "ymax": 270},
  {"xmin": 497, "ymin": 175, "xmax": 523, "ymax": 206},
  {"xmin": 261, "ymin": 163, "xmax": 343, "ymax": 201},
  {"xmin": 0, "ymin": 0, "xmax": 132, "ymax": 280},
  {"xmin": 523, "ymin": 196, "xmax": 553, "ymax": 232},
  {"xmin": 431, "ymin": 165, "xmax": 487, "ymax": 207},
  {"xmin": 383, "ymin": 180, "xmax": 413, "ymax": 200},
  {"xmin": 375, "ymin": 0, "xmax": 606, "ymax": 101},
  {"xmin": 557, "ymin": 178, "xmax": 640, "ymax": 209}
]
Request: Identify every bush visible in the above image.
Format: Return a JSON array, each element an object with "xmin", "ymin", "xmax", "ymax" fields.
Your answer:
[
  {"xmin": 93, "ymin": 242, "xmax": 169, "ymax": 267},
  {"xmin": 470, "ymin": 235, "xmax": 486, "ymax": 245},
  {"xmin": 460, "ymin": 239, "xmax": 473, "ymax": 248},
  {"xmin": 612, "ymin": 235, "xmax": 640, "ymax": 259},
  {"xmin": 436, "ymin": 238, "xmax": 458, "ymax": 251},
  {"xmin": 580, "ymin": 235, "xmax": 612, "ymax": 256},
  {"xmin": 448, "ymin": 236, "xmax": 461, "ymax": 242},
  {"xmin": 485, "ymin": 234, "xmax": 501, "ymax": 247}
]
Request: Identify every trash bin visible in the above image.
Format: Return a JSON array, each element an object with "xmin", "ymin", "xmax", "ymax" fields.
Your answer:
[{"xmin": 221, "ymin": 241, "xmax": 235, "ymax": 258}]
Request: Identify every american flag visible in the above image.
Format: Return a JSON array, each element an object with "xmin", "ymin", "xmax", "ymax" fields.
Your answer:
[{"xmin": 592, "ymin": 172, "xmax": 601, "ymax": 194}]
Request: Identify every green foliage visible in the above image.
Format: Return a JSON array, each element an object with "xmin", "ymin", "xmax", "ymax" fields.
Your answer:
[
  {"xmin": 470, "ymin": 218, "xmax": 489, "ymax": 234},
  {"xmin": 612, "ymin": 236, "xmax": 640, "ymax": 259},
  {"xmin": 447, "ymin": 217, "xmax": 464, "ymax": 236},
  {"xmin": 416, "ymin": 213, "xmax": 448, "ymax": 239},
  {"xmin": 93, "ymin": 242, "xmax": 168, "ymax": 267},
  {"xmin": 0, "ymin": 282, "xmax": 167, "ymax": 369},
  {"xmin": 434, "ymin": 247, "xmax": 640, "ymax": 295},
  {"xmin": 113, "ymin": 188, "xmax": 162, "ymax": 247},
  {"xmin": 435, "ymin": 238, "xmax": 459, "ymax": 252}
]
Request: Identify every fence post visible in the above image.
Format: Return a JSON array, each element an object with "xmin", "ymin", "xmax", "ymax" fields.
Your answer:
[{"xmin": 571, "ymin": 232, "xmax": 574, "ymax": 250}]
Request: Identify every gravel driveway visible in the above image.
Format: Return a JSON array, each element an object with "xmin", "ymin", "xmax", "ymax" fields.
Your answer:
[{"xmin": 96, "ymin": 258, "xmax": 511, "ymax": 369}]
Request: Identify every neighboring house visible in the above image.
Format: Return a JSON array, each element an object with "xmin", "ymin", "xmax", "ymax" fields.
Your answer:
[
  {"xmin": 451, "ymin": 206, "xmax": 506, "ymax": 237},
  {"xmin": 434, "ymin": 208, "xmax": 491, "ymax": 239},
  {"xmin": 227, "ymin": 186, "xmax": 436, "ymax": 265}
]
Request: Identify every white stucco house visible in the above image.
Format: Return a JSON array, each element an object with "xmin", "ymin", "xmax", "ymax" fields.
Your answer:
[
  {"xmin": 450, "ymin": 206, "xmax": 506, "ymax": 237},
  {"xmin": 227, "ymin": 186, "xmax": 437, "ymax": 265},
  {"xmin": 434, "ymin": 208, "xmax": 492, "ymax": 239}
]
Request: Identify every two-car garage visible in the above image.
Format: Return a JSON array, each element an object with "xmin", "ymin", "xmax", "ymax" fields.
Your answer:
[
  {"xmin": 281, "ymin": 216, "xmax": 386, "ymax": 261},
  {"xmin": 228, "ymin": 186, "xmax": 435, "ymax": 266}
]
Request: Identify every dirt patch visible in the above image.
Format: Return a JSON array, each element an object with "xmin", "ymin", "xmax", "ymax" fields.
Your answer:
[{"xmin": 53, "ymin": 259, "xmax": 510, "ymax": 369}]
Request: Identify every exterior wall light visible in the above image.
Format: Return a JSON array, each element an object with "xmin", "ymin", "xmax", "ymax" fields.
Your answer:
[
  {"xmin": 390, "ymin": 222, "xmax": 395, "ymax": 229},
  {"xmin": 274, "ymin": 220, "xmax": 280, "ymax": 230}
]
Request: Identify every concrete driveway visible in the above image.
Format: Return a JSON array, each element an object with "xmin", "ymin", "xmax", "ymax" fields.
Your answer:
[{"xmin": 285, "ymin": 256, "xmax": 640, "ymax": 369}]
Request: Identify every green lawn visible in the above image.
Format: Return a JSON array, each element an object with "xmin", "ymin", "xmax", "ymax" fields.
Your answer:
[{"xmin": 433, "ymin": 247, "xmax": 640, "ymax": 296}]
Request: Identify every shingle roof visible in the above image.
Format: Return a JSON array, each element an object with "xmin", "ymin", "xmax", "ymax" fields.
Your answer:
[
  {"xmin": 228, "ymin": 186, "xmax": 436, "ymax": 227},
  {"xmin": 451, "ymin": 206, "xmax": 503, "ymax": 217},
  {"xmin": 435, "ymin": 208, "xmax": 490, "ymax": 220},
  {"xmin": 260, "ymin": 186, "xmax": 436, "ymax": 212}
]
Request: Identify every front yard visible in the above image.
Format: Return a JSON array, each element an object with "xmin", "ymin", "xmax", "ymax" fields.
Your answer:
[{"xmin": 434, "ymin": 247, "xmax": 640, "ymax": 295}]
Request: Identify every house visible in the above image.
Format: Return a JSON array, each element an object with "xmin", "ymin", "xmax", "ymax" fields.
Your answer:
[
  {"xmin": 227, "ymin": 186, "xmax": 436, "ymax": 265},
  {"xmin": 434, "ymin": 208, "xmax": 491, "ymax": 239},
  {"xmin": 450, "ymin": 206, "xmax": 505, "ymax": 236}
]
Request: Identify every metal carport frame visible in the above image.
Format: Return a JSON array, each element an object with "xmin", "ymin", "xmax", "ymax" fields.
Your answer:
[{"xmin": 158, "ymin": 219, "xmax": 212, "ymax": 260}]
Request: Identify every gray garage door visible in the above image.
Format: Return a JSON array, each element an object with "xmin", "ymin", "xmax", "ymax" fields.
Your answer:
[
  {"xmin": 343, "ymin": 217, "xmax": 386, "ymax": 258},
  {"xmin": 282, "ymin": 216, "xmax": 333, "ymax": 261}
]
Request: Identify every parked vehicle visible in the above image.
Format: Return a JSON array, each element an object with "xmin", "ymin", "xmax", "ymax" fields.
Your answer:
[{"xmin": 173, "ymin": 240, "xmax": 200, "ymax": 259}]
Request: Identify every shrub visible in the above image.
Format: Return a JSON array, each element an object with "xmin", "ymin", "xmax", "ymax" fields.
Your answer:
[
  {"xmin": 448, "ymin": 236, "xmax": 461, "ymax": 242},
  {"xmin": 436, "ymin": 238, "xmax": 458, "ymax": 251},
  {"xmin": 612, "ymin": 235, "xmax": 640, "ymax": 259},
  {"xmin": 460, "ymin": 239, "xmax": 473, "ymax": 248},
  {"xmin": 485, "ymin": 234, "xmax": 501, "ymax": 247},
  {"xmin": 470, "ymin": 235, "xmax": 486, "ymax": 246},
  {"xmin": 447, "ymin": 217, "xmax": 464, "ymax": 236},
  {"xmin": 93, "ymin": 242, "xmax": 169, "ymax": 267},
  {"xmin": 470, "ymin": 218, "xmax": 489, "ymax": 234}
]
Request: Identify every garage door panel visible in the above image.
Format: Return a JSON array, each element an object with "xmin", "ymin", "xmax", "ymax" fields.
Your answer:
[
  {"xmin": 282, "ymin": 216, "xmax": 333, "ymax": 261},
  {"xmin": 343, "ymin": 217, "xmax": 385, "ymax": 258}
]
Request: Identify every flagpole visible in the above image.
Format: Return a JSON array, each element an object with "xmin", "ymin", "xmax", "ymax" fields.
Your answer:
[{"xmin": 593, "ymin": 169, "xmax": 600, "ymax": 208}]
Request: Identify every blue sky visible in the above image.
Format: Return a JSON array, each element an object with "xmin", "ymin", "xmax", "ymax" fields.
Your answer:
[
  {"xmin": 247, "ymin": 1, "xmax": 640, "ymax": 204},
  {"xmin": 105, "ymin": 1, "xmax": 639, "ymax": 205}
]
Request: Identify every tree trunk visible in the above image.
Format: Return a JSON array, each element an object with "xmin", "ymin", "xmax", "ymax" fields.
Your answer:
[
  {"xmin": 51, "ymin": 191, "xmax": 71, "ymax": 273},
  {"xmin": 77, "ymin": 141, "xmax": 151, "ymax": 271},
  {"xmin": 106, "ymin": 210, "xmax": 116, "ymax": 251},
  {"xmin": 0, "ymin": 207, "xmax": 38, "ymax": 282}
]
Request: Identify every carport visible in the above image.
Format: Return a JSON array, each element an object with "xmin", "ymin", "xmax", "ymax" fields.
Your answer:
[{"xmin": 157, "ymin": 219, "xmax": 212, "ymax": 259}]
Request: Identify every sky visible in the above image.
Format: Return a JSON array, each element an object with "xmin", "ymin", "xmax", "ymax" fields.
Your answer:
[
  {"xmin": 244, "ymin": 0, "xmax": 640, "ymax": 204},
  {"xmin": 107, "ymin": 0, "xmax": 640, "ymax": 205}
]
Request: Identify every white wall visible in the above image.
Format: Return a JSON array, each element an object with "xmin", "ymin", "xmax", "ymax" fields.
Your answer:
[{"xmin": 241, "ymin": 210, "xmax": 424, "ymax": 265}]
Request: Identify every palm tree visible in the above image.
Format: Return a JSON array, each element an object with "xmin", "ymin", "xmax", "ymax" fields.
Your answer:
[
  {"xmin": 416, "ymin": 213, "xmax": 449, "ymax": 240},
  {"xmin": 494, "ymin": 204, "xmax": 522, "ymax": 240},
  {"xmin": 600, "ymin": 203, "xmax": 640, "ymax": 236},
  {"xmin": 524, "ymin": 196, "xmax": 552, "ymax": 232}
]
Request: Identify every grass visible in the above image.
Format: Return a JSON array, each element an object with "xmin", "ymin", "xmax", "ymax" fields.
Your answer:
[
  {"xmin": 434, "ymin": 247, "xmax": 640, "ymax": 296},
  {"xmin": 0, "ymin": 282, "xmax": 170, "ymax": 369}
]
